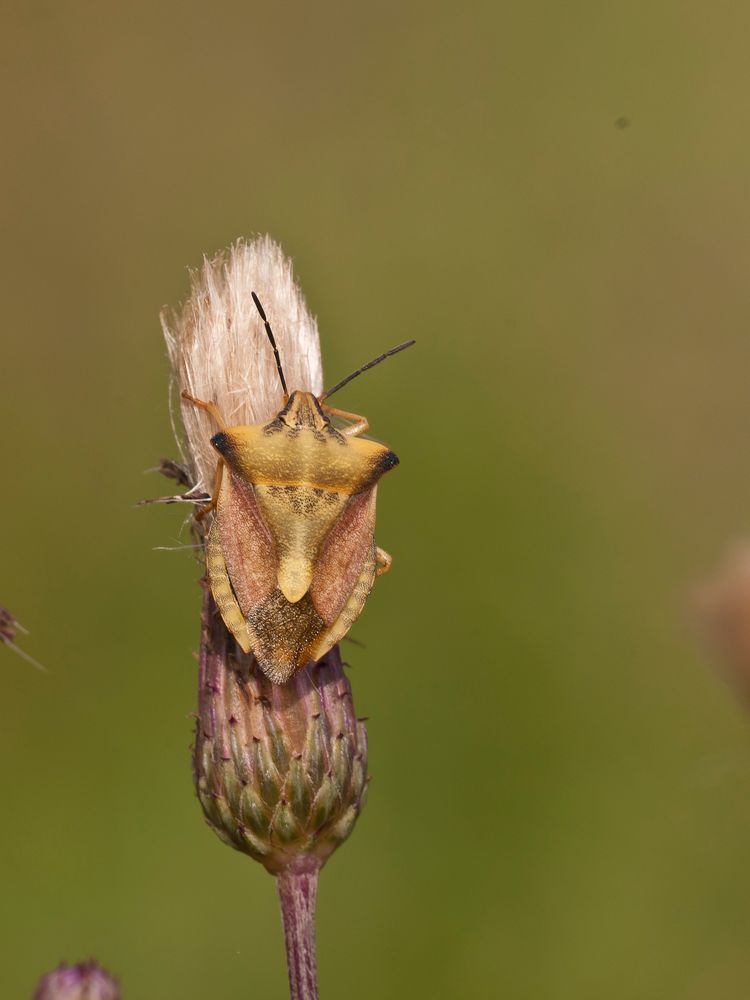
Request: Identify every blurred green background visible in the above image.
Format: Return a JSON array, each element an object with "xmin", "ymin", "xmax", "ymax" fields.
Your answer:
[{"xmin": 4, "ymin": 2, "xmax": 750, "ymax": 996}]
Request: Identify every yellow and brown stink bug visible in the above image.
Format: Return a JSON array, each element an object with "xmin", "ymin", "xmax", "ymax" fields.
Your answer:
[{"xmin": 183, "ymin": 292, "xmax": 414, "ymax": 684}]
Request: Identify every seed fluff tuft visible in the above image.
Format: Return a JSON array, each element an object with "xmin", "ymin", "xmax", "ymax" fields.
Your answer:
[{"xmin": 161, "ymin": 235, "xmax": 324, "ymax": 492}]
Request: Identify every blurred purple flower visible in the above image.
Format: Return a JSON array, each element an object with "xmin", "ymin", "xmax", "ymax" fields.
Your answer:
[
  {"xmin": 33, "ymin": 961, "xmax": 120, "ymax": 1000},
  {"xmin": 695, "ymin": 541, "xmax": 750, "ymax": 707}
]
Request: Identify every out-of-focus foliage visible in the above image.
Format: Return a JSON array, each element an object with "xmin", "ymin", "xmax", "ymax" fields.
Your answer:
[{"xmin": 4, "ymin": 2, "xmax": 750, "ymax": 997}]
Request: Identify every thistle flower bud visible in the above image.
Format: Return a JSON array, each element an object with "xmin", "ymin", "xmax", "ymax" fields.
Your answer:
[
  {"xmin": 160, "ymin": 237, "xmax": 371, "ymax": 998},
  {"xmin": 33, "ymin": 962, "xmax": 120, "ymax": 1000},
  {"xmin": 194, "ymin": 589, "xmax": 368, "ymax": 874}
]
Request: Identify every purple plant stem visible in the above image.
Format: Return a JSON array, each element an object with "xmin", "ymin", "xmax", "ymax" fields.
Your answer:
[{"xmin": 277, "ymin": 860, "xmax": 322, "ymax": 1000}]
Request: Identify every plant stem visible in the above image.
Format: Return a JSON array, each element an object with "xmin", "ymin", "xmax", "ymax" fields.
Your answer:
[{"xmin": 277, "ymin": 860, "xmax": 321, "ymax": 1000}]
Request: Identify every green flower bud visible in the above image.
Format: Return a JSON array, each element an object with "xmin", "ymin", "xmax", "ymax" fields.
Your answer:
[
  {"xmin": 194, "ymin": 590, "xmax": 369, "ymax": 875},
  {"xmin": 33, "ymin": 962, "xmax": 120, "ymax": 1000}
]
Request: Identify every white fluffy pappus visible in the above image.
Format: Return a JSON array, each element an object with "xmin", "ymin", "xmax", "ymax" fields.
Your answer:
[{"xmin": 161, "ymin": 236, "xmax": 324, "ymax": 491}]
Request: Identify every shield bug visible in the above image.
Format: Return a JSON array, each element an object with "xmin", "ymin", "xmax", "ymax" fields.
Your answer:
[{"xmin": 182, "ymin": 293, "xmax": 414, "ymax": 683}]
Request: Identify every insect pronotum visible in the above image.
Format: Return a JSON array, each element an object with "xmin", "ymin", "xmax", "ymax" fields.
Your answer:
[{"xmin": 183, "ymin": 294, "xmax": 414, "ymax": 683}]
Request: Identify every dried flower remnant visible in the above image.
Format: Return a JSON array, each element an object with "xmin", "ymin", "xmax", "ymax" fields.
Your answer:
[
  {"xmin": 0, "ymin": 603, "xmax": 44, "ymax": 671},
  {"xmin": 155, "ymin": 456, "xmax": 193, "ymax": 488},
  {"xmin": 0, "ymin": 604, "xmax": 18, "ymax": 643},
  {"xmin": 694, "ymin": 542, "xmax": 750, "ymax": 707},
  {"xmin": 33, "ymin": 961, "xmax": 120, "ymax": 1000},
  {"xmin": 160, "ymin": 237, "xmax": 371, "ymax": 1000}
]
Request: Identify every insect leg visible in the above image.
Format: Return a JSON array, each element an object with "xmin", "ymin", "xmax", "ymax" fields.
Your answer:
[
  {"xmin": 321, "ymin": 404, "xmax": 369, "ymax": 437},
  {"xmin": 375, "ymin": 547, "xmax": 392, "ymax": 576},
  {"xmin": 195, "ymin": 459, "xmax": 224, "ymax": 522},
  {"xmin": 181, "ymin": 390, "xmax": 227, "ymax": 429}
]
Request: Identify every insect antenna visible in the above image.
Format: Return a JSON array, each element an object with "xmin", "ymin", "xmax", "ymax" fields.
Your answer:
[
  {"xmin": 251, "ymin": 292, "xmax": 288, "ymax": 397},
  {"xmin": 320, "ymin": 339, "xmax": 416, "ymax": 400}
]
